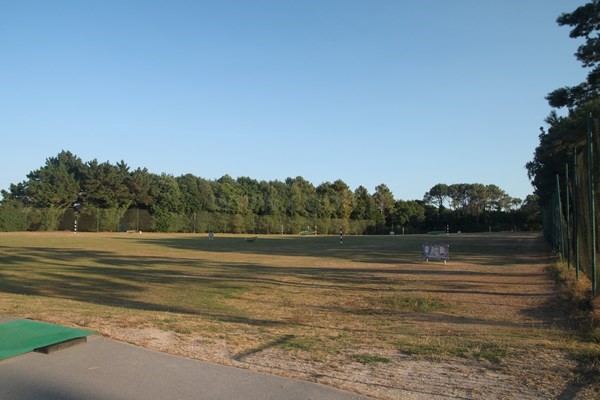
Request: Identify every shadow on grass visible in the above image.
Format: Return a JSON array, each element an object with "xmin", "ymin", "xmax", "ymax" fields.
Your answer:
[
  {"xmin": 0, "ymin": 245, "xmax": 290, "ymax": 327},
  {"xmin": 0, "ymin": 232, "xmax": 564, "ymax": 333},
  {"xmin": 127, "ymin": 232, "xmax": 550, "ymax": 267},
  {"xmin": 233, "ymin": 334, "xmax": 295, "ymax": 361}
]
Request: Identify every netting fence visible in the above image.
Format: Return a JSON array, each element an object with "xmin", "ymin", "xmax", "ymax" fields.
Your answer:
[{"xmin": 544, "ymin": 115, "xmax": 599, "ymax": 295}]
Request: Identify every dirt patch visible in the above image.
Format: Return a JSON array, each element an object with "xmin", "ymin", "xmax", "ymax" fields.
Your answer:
[
  {"xmin": 105, "ymin": 327, "xmax": 180, "ymax": 352},
  {"xmin": 96, "ymin": 327, "xmax": 594, "ymax": 400}
]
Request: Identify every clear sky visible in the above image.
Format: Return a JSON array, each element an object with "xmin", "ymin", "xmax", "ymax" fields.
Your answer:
[{"xmin": 0, "ymin": 0, "xmax": 589, "ymax": 201}]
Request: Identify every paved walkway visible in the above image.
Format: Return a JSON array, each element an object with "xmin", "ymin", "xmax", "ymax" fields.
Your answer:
[{"xmin": 0, "ymin": 318, "xmax": 370, "ymax": 400}]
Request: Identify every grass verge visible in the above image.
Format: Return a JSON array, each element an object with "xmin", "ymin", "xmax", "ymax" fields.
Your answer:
[{"xmin": 549, "ymin": 260, "xmax": 600, "ymax": 381}]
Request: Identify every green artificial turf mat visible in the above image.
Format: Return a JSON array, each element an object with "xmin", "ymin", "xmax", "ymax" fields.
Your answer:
[{"xmin": 0, "ymin": 319, "xmax": 94, "ymax": 360}]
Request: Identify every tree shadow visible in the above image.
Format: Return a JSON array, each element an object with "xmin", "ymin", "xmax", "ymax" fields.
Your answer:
[
  {"xmin": 0, "ymin": 245, "xmax": 290, "ymax": 327},
  {"xmin": 233, "ymin": 334, "xmax": 295, "ymax": 361},
  {"xmin": 127, "ymin": 232, "xmax": 552, "ymax": 268},
  {"xmin": 0, "ymin": 232, "xmax": 564, "ymax": 335}
]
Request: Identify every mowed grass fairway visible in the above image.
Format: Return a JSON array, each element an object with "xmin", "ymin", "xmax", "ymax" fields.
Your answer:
[{"xmin": 0, "ymin": 232, "xmax": 597, "ymax": 399}]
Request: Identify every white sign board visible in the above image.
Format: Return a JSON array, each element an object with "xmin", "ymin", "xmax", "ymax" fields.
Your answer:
[{"xmin": 422, "ymin": 243, "xmax": 449, "ymax": 263}]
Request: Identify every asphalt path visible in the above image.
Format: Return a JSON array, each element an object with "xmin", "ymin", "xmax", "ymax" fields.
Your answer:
[{"xmin": 0, "ymin": 318, "xmax": 370, "ymax": 400}]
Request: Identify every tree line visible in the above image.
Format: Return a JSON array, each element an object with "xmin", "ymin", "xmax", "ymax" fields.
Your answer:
[
  {"xmin": 527, "ymin": 1, "xmax": 600, "ymax": 209},
  {"xmin": 0, "ymin": 151, "xmax": 537, "ymax": 233}
]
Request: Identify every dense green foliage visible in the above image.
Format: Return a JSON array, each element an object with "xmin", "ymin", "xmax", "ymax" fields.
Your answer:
[
  {"xmin": 529, "ymin": 0, "xmax": 600, "ymax": 206},
  {"xmin": 547, "ymin": 1, "xmax": 600, "ymax": 109},
  {"xmin": 0, "ymin": 151, "xmax": 531, "ymax": 233},
  {"xmin": 422, "ymin": 183, "xmax": 539, "ymax": 233},
  {"xmin": 527, "ymin": 102, "xmax": 600, "ymax": 204}
]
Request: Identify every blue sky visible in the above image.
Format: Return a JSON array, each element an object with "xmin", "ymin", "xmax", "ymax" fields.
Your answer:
[{"xmin": 0, "ymin": 0, "xmax": 589, "ymax": 201}]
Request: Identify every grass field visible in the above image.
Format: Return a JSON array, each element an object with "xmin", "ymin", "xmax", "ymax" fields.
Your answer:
[{"xmin": 0, "ymin": 231, "xmax": 598, "ymax": 399}]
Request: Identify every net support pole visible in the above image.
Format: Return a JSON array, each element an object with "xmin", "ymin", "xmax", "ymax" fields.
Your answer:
[
  {"xmin": 556, "ymin": 174, "xmax": 565, "ymax": 262},
  {"xmin": 565, "ymin": 162, "xmax": 571, "ymax": 268},
  {"xmin": 588, "ymin": 115, "xmax": 597, "ymax": 296},
  {"xmin": 573, "ymin": 148, "xmax": 580, "ymax": 280}
]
